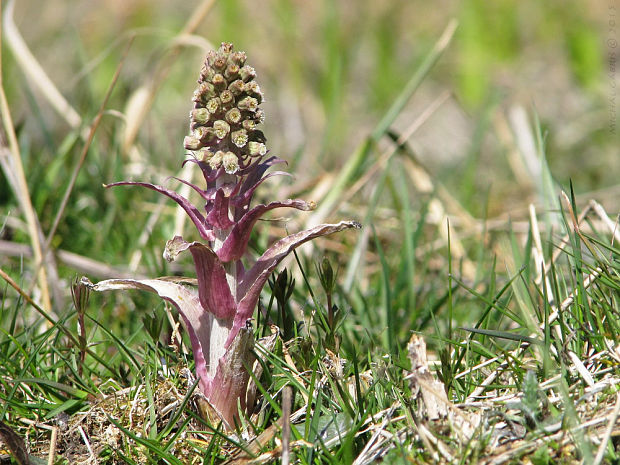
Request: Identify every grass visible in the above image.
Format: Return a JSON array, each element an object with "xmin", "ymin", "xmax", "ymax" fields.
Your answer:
[{"xmin": 1, "ymin": 0, "xmax": 619, "ymax": 463}]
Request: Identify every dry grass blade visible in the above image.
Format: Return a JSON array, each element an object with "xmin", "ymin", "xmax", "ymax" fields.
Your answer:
[
  {"xmin": 545, "ymin": 203, "xmax": 592, "ymax": 276},
  {"xmin": 552, "ymin": 267, "xmax": 602, "ymax": 323},
  {"xmin": 529, "ymin": 204, "xmax": 554, "ymax": 301},
  {"xmin": 567, "ymin": 351, "xmax": 595, "ymax": 387},
  {"xmin": 508, "ymin": 105, "xmax": 561, "ymax": 230},
  {"xmin": 281, "ymin": 386, "xmax": 292, "ymax": 465},
  {"xmin": 0, "ymin": 239, "xmax": 146, "ymax": 279},
  {"xmin": 560, "ymin": 191, "xmax": 610, "ymax": 266},
  {"xmin": 46, "ymin": 427, "xmax": 57, "ymax": 465},
  {"xmin": 589, "ymin": 199, "xmax": 620, "ymax": 243},
  {"xmin": 352, "ymin": 405, "xmax": 400, "ymax": 465},
  {"xmin": 508, "ymin": 106, "xmax": 540, "ymax": 185},
  {"xmin": 494, "ymin": 111, "xmax": 535, "ymax": 190},
  {"xmin": 2, "ymin": 0, "xmax": 81, "ymax": 129},
  {"xmin": 592, "ymin": 393, "xmax": 620, "ymax": 465},
  {"xmin": 222, "ymin": 418, "xmax": 284, "ymax": 464},
  {"xmin": 0, "ymin": 22, "xmax": 52, "ymax": 312}
]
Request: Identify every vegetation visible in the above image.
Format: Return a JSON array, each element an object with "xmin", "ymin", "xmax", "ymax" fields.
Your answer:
[{"xmin": 1, "ymin": 1, "xmax": 618, "ymax": 463}]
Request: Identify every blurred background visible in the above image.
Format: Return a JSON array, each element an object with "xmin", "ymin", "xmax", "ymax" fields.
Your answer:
[
  {"xmin": 1, "ymin": 3, "xmax": 618, "ymax": 460},
  {"xmin": 0, "ymin": 0, "xmax": 617, "ymax": 323},
  {"xmin": 4, "ymin": 1, "xmax": 617, "ymax": 188}
]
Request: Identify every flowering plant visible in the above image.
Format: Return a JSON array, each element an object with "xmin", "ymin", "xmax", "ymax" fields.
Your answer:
[{"xmin": 83, "ymin": 43, "xmax": 359, "ymax": 428}]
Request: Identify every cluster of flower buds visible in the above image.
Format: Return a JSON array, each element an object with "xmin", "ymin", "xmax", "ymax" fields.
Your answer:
[{"xmin": 183, "ymin": 42, "xmax": 267, "ymax": 174}]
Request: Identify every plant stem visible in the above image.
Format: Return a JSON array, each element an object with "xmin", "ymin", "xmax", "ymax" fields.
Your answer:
[{"xmin": 214, "ymin": 173, "xmax": 238, "ymax": 300}]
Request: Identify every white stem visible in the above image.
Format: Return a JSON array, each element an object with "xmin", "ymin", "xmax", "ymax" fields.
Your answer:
[{"xmin": 214, "ymin": 173, "xmax": 238, "ymax": 301}]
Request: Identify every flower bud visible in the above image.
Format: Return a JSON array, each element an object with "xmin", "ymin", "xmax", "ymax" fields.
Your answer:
[
  {"xmin": 209, "ymin": 150, "xmax": 224, "ymax": 169},
  {"xmin": 228, "ymin": 79, "xmax": 245, "ymax": 96},
  {"xmin": 184, "ymin": 136, "xmax": 201, "ymax": 151},
  {"xmin": 191, "ymin": 108, "xmax": 210, "ymax": 125},
  {"xmin": 196, "ymin": 148, "xmax": 214, "ymax": 161},
  {"xmin": 231, "ymin": 129, "xmax": 248, "ymax": 148},
  {"xmin": 242, "ymin": 119, "xmax": 256, "ymax": 131},
  {"xmin": 224, "ymin": 64, "xmax": 240, "ymax": 80},
  {"xmin": 212, "ymin": 73, "xmax": 226, "ymax": 91},
  {"xmin": 192, "ymin": 90, "xmax": 203, "ymax": 104},
  {"xmin": 239, "ymin": 65, "xmax": 256, "ymax": 82},
  {"xmin": 245, "ymin": 81, "xmax": 263, "ymax": 102},
  {"xmin": 225, "ymin": 108, "xmax": 242, "ymax": 125},
  {"xmin": 192, "ymin": 127, "xmax": 216, "ymax": 146},
  {"xmin": 222, "ymin": 151, "xmax": 239, "ymax": 174},
  {"xmin": 206, "ymin": 97, "xmax": 221, "ymax": 114},
  {"xmin": 212, "ymin": 56, "xmax": 227, "ymax": 72},
  {"xmin": 193, "ymin": 126, "xmax": 208, "ymax": 140},
  {"xmin": 238, "ymin": 97, "xmax": 258, "ymax": 112},
  {"xmin": 213, "ymin": 120, "xmax": 231, "ymax": 140},
  {"xmin": 219, "ymin": 42, "xmax": 234, "ymax": 56},
  {"xmin": 254, "ymin": 109, "xmax": 266, "ymax": 124},
  {"xmin": 199, "ymin": 63, "xmax": 215, "ymax": 82},
  {"xmin": 230, "ymin": 51, "xmax": 246, "ymax": 66},
  {"xmin": 248, "ymin": 141, "xmax": 267, "ymax": 157},
  {"xmin": 199, "ymin": 126, "xmax": 217, "ymax": 145},
  {"xmin": 192, "ymin": 82, "xmax": 216, "ymax": 104},
  {"xmin": 220, "ymin": 90, "xmax": 234, "ymax": 107}
]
